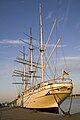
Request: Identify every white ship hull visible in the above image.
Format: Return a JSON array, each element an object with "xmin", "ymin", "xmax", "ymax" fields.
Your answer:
[
  {"xmin": 13, "ymin": 5, "xmax": 73, "ymax": 114},
  {"xmin": 16, "ymin": 80, "xmax": 73, "ymax": 113}
]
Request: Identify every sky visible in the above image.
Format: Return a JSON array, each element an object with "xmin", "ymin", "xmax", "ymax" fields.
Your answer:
[{"xmin": 0, "ymin": 0, "xmax": 80, "ymax": 103}]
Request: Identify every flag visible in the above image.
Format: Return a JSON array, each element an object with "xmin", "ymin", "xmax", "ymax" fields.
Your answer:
[{"xmin": 63, "ymin": 70, "xmax": 69, "ymax": 75}]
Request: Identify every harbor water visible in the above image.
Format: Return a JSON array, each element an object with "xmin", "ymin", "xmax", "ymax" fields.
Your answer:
[{"xmin": 59, "ymin": 98, "xmax": 80, "ymax": 114}]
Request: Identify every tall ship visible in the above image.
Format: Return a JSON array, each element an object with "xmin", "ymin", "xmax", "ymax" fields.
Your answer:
[{"xmin": 13, "ymin": 4, "xmax": 73, "ymax": 113}]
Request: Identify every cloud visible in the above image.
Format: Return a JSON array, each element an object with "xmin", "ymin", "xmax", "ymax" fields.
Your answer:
[
  {"xmin": 44, "ymin": 43, "xmax": 67, "ymax": 48},
  {"xmin": 75, "ymin": 22, "xmax": 80, "ymax": 30},
  {"xmin": 45, "ymin": 11, "xmax": 53, "ymax": 20},
  {"xmin": 58, "ymin": 0, "xmax": 63, "ymax": 6},
  {"xmin": 0, "ymin": 39, "xmax": 38, "ymax": 47},
  {"xmin": 0, "ymin": 39, "xmax": 23, "ymax": 45},
  {"xmin": 75, "ymin": 45, "xmax": 80, "ymax": 51},
  {"xmin": 59, "ymin": 56, "xmax": 80, "ymax": 73},
  {"xmin": 64, "ymin": 56, "xmax": 80, "ymax": 60},
  {"xmin": 20, "ymin": 0, "xmax": 24, "ymax": 3},
  {"xmin": 58, "ymin": 16, "xmax": 64, "ymax": 23},
  {"xmin": 63, "ymin": 0, "xmax": 71, "ymax": 28}
]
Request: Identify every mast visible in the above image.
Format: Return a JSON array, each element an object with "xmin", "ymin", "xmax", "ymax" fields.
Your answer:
[
  {"xmin": 23, "ymin": 46, "xmax": 26, "ymax": 90},
  {"xmin": 30, "ymin": 27, "xmax": 34, "ymax": 86},
  {"xmin": 12, "ymin": 46, "xmax": 28, "ymax": 90},
  {"xmin": 40, "ymin": 4, "xmax": 44, "ymax": 82}
]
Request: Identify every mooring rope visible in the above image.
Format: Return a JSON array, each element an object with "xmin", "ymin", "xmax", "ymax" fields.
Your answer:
[{"xmin": 54, "ymin": 93, "xmax": 72, "ymax": 116}]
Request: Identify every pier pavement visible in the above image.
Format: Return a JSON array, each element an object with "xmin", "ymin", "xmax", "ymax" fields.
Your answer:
[{"xmin": 0, "ymin": 107, "xmax": 80, "ymax": 120}]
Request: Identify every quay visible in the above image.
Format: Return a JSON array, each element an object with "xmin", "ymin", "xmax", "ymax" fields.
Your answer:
[{"xmin": 0, "ymin": 107, "xmax": 80, "ymax": 120}]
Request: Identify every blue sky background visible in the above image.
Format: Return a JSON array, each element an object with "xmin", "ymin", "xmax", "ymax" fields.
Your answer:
[{"xmin": 0, "ymin": 0, "xmax": 80, "ymax": 103}]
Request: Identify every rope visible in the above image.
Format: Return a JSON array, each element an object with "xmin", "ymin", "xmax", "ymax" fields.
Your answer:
[
  {"xmin": 22, "ymin": 93, "xmax": 32, "ymax": 107},
  {"xmin": 54, "ymin": 93, "xmax": 72, "ymax": 116},
  {"xmin": 60, "ymin": 40, "xmax": 68, "ymax": 70},
  {"xmin": 34, "ymin": 54, "xmax": 41, "ymax": 84},
  {"xmin": 53, "ymin": 94, "xmax": 65, "ymax": 114},
  {"xmin": 68, "ymin": 91, "xmax": 73, "ymax": 114},
  {"xmin": 44, "ymin": 54, "xmax": 54, "ymax": 79}
]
